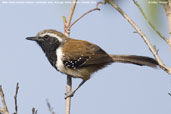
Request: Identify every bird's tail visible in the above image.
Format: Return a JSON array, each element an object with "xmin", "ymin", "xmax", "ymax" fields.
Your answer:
[{"xmin": 109, "ymin": 55, "xmax": 158, "ymax": 67}]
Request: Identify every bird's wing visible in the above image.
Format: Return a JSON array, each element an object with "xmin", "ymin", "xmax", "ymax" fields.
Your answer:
[{"xmin": 62, "ymin": 39, "xmax": 112, "ymax": 69}]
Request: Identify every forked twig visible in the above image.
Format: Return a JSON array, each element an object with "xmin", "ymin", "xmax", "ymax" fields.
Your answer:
[
  {"xmin": 66, "ymin": 1, "xmax": 105, "ymax": 32},
  {"xmin": 69, "ymin": 8, "xmax": 100, "ymax": 29}
]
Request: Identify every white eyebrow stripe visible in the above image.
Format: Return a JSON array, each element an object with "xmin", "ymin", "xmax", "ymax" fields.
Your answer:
[{"xmin": 39, "ymin": 33, "xmax": 63, "ymax": 42}]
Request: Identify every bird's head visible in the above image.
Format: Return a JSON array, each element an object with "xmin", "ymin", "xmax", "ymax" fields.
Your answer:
[{"xmin": 26, "ymin": 29, "xmax": 68, "ymax": 52}]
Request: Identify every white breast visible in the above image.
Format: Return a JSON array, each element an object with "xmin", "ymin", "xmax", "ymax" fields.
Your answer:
[
  {"xmin": 55, "ymin": 46, "xmax": 84, "ymax": 78},
  {"xmin": 56, "ymin": 46, "xmax": 65, "ymax": 72}
]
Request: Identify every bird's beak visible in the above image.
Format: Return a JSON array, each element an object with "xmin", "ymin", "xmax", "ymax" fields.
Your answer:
[{"xmin": 26, "ymin": 36, "xmax": 39, "ymax": 41}]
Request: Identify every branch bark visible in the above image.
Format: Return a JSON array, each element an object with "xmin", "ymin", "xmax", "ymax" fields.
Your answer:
[
  {"xmin": 63, "ymin": 1, "xmax": 78, "ymax": 114},
  {"xmin": 105, "ymin": 0, "xmax": 171, "ymax": 74},
  {"xmin": 14, "ymin": 83, "xmax": 19, "ymax": 114},
  {"xmin": 0, "ymin": 85, "xmax": 9, "ymax": 114}
]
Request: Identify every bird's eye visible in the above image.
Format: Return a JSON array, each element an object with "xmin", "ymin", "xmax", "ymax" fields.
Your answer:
[{"xmin": 44, "ymin": 35, "xmax": 49, "ymax": 39}]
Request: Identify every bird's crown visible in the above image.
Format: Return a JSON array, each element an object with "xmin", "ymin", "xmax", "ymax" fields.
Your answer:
[{"xmin": 37, "ymin": 29, "xmax": 68, "ymax": 42}]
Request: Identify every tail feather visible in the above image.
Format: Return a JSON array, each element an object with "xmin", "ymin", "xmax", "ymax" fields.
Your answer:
[{"xmin": 110, "ymin": 55, "xmax": 158, "ymax": 67}]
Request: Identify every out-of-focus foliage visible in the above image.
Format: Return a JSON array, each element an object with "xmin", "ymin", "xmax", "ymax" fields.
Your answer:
[
  {"xmin": 103, "ymin": 0, "xmax": 168, "ymax": 41},
  {"xmin": 140, "ymin": 0, "xmax": 168, "ymax": 41},
  {"xmin": 143, "ymin": 0, "xmax": 168, "ymax": 27},
  {"xmin": 111, "ymin": 0, "xmax": 124, "ymax": 5}
]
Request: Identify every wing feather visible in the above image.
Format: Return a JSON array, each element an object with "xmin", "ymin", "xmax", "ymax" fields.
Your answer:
[{"xmin": 62, "ymin": 39, "xmax": 112, "ymax": 69}]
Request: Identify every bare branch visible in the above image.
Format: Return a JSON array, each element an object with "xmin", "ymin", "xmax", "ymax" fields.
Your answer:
[
  {"xmin": 63, "ymin": 1, "xmax": 78, "ymax": 114},
  {"xmin": 69, "ymin": 8, "xmax": 100, "ymax": 29},
  {"xmin": 14, "ymin": 83, "xmax": 19, "ymax": 114},
  {"xmin": 65, "ymin": 0, "xmax": 78, "ymax": 34},
  {"xmin": 133, "ymin": 0, "xmax": 170, "ymax": 45},
  {"xmin": 65, "ymin": 75, "xmax": 72, "ymax": 114},
  {"xmin": 65, "ymin": 1, "xmax": 104, "ymax": 34},
  {"xmin": 32, "ymin": 107, "xmax": 38, "ymax": 114},
  {"xmin": 105, "ymin": 0, "xmax": 171, "ymax": 74},
  {"xmin": 0, "ymin": 85, "xmax": 9, "ymax": 114},
  {"xmin": 68, "ymin": 1, "xmax": 105, "ymax": 29},
  {"xmin": 46, "ymin": 99, "xmax": 55, "ymax": 114}
]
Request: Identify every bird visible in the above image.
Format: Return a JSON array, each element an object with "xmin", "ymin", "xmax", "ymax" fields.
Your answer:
[{"xmin": 26, "ymin": 29, "xmax": 158, "ymax": 98}]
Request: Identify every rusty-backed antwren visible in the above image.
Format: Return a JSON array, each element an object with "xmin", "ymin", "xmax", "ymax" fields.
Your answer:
[{"xmin": 26, "ymin": 29, "xmax": 158, "ymax": 98}]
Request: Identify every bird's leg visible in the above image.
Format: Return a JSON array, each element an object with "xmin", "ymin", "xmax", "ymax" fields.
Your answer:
[{"xmin": 65, "ymin": 80, "xmax": 87, "ymax": 99}]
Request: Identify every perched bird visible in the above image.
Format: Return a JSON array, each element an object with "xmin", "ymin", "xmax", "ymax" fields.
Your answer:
[{"xmin": 26, "ymin": 29, "xmax": 158, "ymax": 98}]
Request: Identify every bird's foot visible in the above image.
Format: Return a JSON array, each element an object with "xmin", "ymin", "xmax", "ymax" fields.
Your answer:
[{"xmin": 65, "ymin": 91, "xmax": 75, "ymax": 99}]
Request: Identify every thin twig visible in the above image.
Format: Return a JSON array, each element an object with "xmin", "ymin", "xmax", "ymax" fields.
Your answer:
[
  {"xmin": 63, "ymin": 15, "xmax": 72, "ymax": 114},
  {"xmin": 69, "ymin": 1, "xmax": 105, "ymax": 29},
  {"xmin": 65, "ymin": 0, "xmax": 78, "ymax": 33},
  {"xmin": 65, "ymin": 75, "xmax": 72, "ymax": 114},
  {"xmin": 32, "ymin": 107, "xmax": 38, "ymax": 114},
  {"xmin": 63, "ymin": 16, "xmax": 68, "ymax": 33},
  {"xmin": 66, "ymin": 1, "xmax": 104, "ymax": 33},
  {"xmin": 106, "ymin": 0, "xmax": 171, "ymax": 74},
  {"xmin": 133, "ymin": 0, "xmax": 170, "ymax": 45},
  {"xmin": 14, "ymin": 83, "xmax": 19, "ymax": 114},
  {"xmin": 96, "ymin": 1, "xmax": 106, "ymax": 8},
  {"xmin": 69, "ymin": 8, "xmax": 100, "ymax": 29},
  {"xmin": 0, "ymin": 85, "xmax": 9, "ymax": 114},
  {"xmin": 64, "ymin": 1, "xmax": 78, "ymax": 114},
  {"xmin": 46, "ymin": 99, "xmax": 55, "ymax": 114}
]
